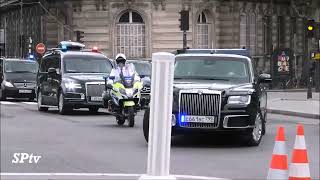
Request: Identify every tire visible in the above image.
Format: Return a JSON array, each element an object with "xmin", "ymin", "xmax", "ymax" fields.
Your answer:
[
  {"xmin": 89, "ymin": 107, "xmax": 99, "ymax": 113},
  {"xmin": 262, "ymin": 111, "xmax": 267, "ymax": 135},
  {"xmin": 0, "ymin": 89, "xmax": 6, "ymax": 101},
  {"xmin": 143, "ymin": 108, "xmax": 150, "ymax": 142},
  {"xmin": 58, "ymin": 93, "xmax": 70, "ymax": 115},
  {"xmin": 128, "ymin": 106, "xmax": 135, "ymax": 127},
  {"xmin": 245, "ymin": 112, "xmax": 263, "ymax": 146},
  {"xmin": 116, "ymin": 116, "xmax": 125, "ymax": 126},
  {"xmin": 37, "ymin": 91, "xmax": 48, "ymax": 111}
]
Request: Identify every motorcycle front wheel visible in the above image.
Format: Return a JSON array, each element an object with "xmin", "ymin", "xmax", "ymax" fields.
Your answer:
[
  {"xmin": 116, "ymin": 116, "xmax": 125, "ymax": 126},
  {"xmin": 127, "ymin": 106, "xmax": 135, "ymax": 127}
]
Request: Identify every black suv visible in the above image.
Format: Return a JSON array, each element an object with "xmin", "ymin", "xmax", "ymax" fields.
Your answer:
[
  {"xmin": 36, "ymin": 41, "xmax": 113, "ymax": 114},
  {"xmin": 143, "ymin": 49, "xmax": 272, "ymax": 146},
  {"xmin": 0, "ymin": 58, "xmax": 38, "ymax": 100}
]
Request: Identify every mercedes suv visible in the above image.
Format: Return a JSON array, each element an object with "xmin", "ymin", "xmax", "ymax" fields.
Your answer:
[
  {"xmin": 1, "ymin": 58, "xmax": 38, "ymax": 101},
  {"xmin": 143, "ymin": 49, "xmax": 272, "ymax": 146}
]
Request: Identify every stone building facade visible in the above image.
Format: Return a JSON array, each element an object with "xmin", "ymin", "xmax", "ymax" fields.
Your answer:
[{"xmin": 1, "ymin": 0, "xmax": 319, "ymax": 86}]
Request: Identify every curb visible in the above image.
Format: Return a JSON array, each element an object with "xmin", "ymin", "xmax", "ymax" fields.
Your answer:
[
  {"xmin": 267, "ymin": 109, "xmax": 320, "ymax": 119},
  {"xmin": 266, "ymin": 89, "xmax": 320, "ymax": 93}
]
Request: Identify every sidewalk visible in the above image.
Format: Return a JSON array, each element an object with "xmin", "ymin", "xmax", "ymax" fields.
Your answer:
[{"xmin": 267, "ymin": 91, "xmax": 320, "ymax": 119}]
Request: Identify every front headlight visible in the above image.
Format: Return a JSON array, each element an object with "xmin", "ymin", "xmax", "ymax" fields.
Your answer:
[
  {"xmin": 3, "ymin": 80, "xmax": 14, "ymax": 87},
  {"xmin": 65, "ymin": 81, "xmax": 82, "ymax": 89},
  {"xmin": 228, "ymin": 95, "xmax": 251, "ymax": 105}
]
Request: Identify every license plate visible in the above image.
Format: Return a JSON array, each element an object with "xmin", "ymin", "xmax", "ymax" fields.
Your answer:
[
  {"xmin": 90, "ymin": 96, "xmax": 102, "ymax": 101},
  {"xmin": 185, "ymin": 115, "xmax": 215, "ymax": 123},
  {"xmin": 19, "ymin": 90, "xmax": 32, "ymax": 94}
]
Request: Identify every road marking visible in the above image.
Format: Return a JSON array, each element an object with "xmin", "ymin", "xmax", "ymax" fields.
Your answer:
[
  {"xmin": 0, "ymin": 101, "xmax": 37, "ymax": 105},
  {"xmin": 0, "ymin": 101, "xmax": 16, "ymax": 105},
  {"xmin": 21, "ymin": 102, "xmax": 37, "ymax": 105},
  {"xmin": 0, "ymin": 173, "xmax": 229, "ymax": 180}
]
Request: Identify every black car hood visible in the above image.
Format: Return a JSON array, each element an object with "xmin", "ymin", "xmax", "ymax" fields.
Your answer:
[
  {"xmin": 65, "ymin": 73, "xmax": 107, "ymax": 82},
  {"xmin": 5, "ymin": 73, "xmax": 37, "ymax": 83},
  {"xmin": 173, "ymin": 79, "xmax": 253, "ymax": 92}
]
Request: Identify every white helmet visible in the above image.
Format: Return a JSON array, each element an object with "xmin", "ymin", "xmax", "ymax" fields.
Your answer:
[{"xmin": 115, "ymin": 53, "xmax": 126, "ymax": 64}]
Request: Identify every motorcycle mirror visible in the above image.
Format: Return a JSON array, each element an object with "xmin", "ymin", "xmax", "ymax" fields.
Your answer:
[
  {"xmin": 106, "ymin": 84, "xmax": 113, "ymax": 89},
  {"xmin": 103, "ymin": 75, "xmax": 109, "ymax": 80}
]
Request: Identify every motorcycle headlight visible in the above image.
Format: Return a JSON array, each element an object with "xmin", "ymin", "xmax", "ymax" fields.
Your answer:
[
  {"xmin": 65, "ymin": 81, "xmax": 82, "ymax": 89},
  {"xmin": 228, "ymin": 95, "xmax": 251, "ymax": 105},
  {"xmin": 3, "ymin": 80, "xmax": 14, "ymax": 87}
]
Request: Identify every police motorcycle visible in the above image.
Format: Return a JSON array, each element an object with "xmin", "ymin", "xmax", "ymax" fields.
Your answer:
[{"xmin": 103, "ymin": 73, "xmax": 143, "ymax": 127}]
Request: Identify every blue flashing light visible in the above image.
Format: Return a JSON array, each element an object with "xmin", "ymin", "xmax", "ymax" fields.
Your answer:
[
  {"xmin": 61, "ymin": 45, "xmax": 67, "ymax": 51},
  {"xmin": 180, "ymin": 115, "xmax": 185, "ymax": 122},
  {"xmin": 28, "ymin": 54, "xmax": 35, "ymax": 60}
]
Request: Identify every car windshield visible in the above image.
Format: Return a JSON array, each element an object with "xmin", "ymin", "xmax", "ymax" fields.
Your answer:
[
  {"xmin": 64, "ymin": 56, "xmax": 112, "ymax": 73},
  {"xmin": 131, "ymin": 62, "xmax": 151, "ymax": 76},
  {"xmin": 174, "ymin": 57, "xmax": 251, "ymax": 83},
  {"xmin": 4, "ymin": 61, "xmax": 38, "ymax": 73}
]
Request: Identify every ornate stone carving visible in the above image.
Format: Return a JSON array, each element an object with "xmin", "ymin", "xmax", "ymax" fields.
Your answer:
[
  {"xmin": 196, "ymin": 0, "xmax": 215, "ymax": 10},
  {"xmin": 153, "ymin": 0, "xmax": 166, "ymax": 11},
  {"xmin": 182, "ymin": 0, "xmax": 192, "ymax": 11},
  {"xmin": 72, "ymin": 0, "xmax": 82, "ymax": 12},
  {"xmin": 112, "ymin": 0, "xmax": 148, "ymax": 9},
  {"xmin": 95, "ymin": 0, "xmax": 107, "ymax": 11}
]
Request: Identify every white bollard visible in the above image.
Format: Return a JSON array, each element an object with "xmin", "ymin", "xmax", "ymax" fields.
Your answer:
[{"xmin": 139, "ymin": 52, "xmax": 176, "ymax": 180}]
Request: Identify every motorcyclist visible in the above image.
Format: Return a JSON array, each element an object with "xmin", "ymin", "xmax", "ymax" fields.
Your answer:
[
  {"xmin": 107, "ymin": 53, "xmax": 141, "ymax": 84},
  {"xmin": 104, "ymin": 53, "xmax": 142, "ymax": 109}
]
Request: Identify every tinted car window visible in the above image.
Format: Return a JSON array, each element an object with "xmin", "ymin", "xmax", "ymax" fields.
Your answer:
[
  {"xmin": 0, "ymin": 59, "xmax": 3, "ymax": 74},
  {"xmin": 5, "ymin": 61, "xmax": 38, "ymax": 73},
  {"xmin": 63, "ymin": 55, "xmax": 112, "ymax": 73},
  {"xmin": 40, "ymin": 56, "xmax": 60, "ymax": 72},
  {"xmin": 174, "ymin": 57, "xmax": 251, "ymax": 83},
  {"xmin": 131, "ymin": 62, "xmax": 151, "ymax": 76}
]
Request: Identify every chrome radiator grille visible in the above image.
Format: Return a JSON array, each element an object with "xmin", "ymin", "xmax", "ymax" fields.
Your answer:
[
  {"xmin": 180, "ymin": 93, "xmax": 220, "ymax": 116},
  {"xmin": 85, "ymin": 83, "xmax": 105, "ymax": 99},
  {"xmin": 179, "ymin": 92, "xmax": 221, "ymax": 128},
  {"xmin": 13, "ymin": 82, "xmax": 36, "ymax": 89}
]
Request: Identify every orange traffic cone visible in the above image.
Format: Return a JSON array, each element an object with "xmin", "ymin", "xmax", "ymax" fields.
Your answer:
[
  {"xmin": 267, "ymin": 126, "xmax": 288, "ymax": 179},
  {"xmin": 289, "ymin": 124, "xmax": 311, "ymax": 180}
]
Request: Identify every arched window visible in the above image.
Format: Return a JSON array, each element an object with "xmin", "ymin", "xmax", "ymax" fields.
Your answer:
[
  {"xmin": 116, "ymin": 11, "xmax": 145, "ymax": 58},
  {"xmin": 196, "ymin": 11, "xmax": 210, "ymax": 49}
]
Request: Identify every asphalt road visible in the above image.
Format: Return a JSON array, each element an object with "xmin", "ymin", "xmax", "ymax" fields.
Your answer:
[{"xmin": 1, "ymin": 100, "xmax": 319, "ymax": 180}]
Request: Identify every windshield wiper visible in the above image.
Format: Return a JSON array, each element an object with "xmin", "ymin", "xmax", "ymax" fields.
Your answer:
[
  {"xmin": 174, "ymin": 76, "xmax": 230, "ymax": 81},
  {"xmin": 202, "ymin": 77, "xmax": 230, "ymax": 81},
  {"xmin": 11, "ymin": 71, "xmax": 35, "ymax": 73}
]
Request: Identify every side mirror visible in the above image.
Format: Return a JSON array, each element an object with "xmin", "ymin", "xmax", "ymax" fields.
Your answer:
[
  {"xmin": 258, "ymin": 73, "xmax": 272, "ymax": 83},
  {"xmin": 48, "ymin": 68, "xmax": 57, "ymax": 75},
  {"xmin": 106, "ymin": 84, "xmax": 113, "ymax": 89}
]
